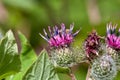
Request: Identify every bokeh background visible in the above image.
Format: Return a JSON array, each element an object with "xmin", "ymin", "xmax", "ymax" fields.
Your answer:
[{"xmin": 1, "ymin": 0, "xmax": 120, "ymax": 80}]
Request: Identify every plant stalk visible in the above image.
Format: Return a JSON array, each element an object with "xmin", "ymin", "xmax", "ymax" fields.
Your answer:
[{"xmin": 86, "ymin": 67, "xmax": 92, "ymax": 80}]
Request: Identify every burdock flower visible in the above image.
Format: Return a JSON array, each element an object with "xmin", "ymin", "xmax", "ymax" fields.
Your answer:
[
  {"xmin": 39, "ymin": 23, "xmax": 80, "ymax": 48},
  {"xmin": 91, "ymin": 55, "xmax": 117, "ymax": 80},
  {"xmin": 84, "ymin": 30, "xmax": 101, "ymax": 58},
  {"xmin": 106, "ymin": 23, "xmax": 120, "ymax": 50},
  {"xmin": 40, "ymin": 23, "xmax": 82, "ymax": 67},
  {"xmin": 106, "ymin": 23, "xmax": 120, "ymax": 70}
]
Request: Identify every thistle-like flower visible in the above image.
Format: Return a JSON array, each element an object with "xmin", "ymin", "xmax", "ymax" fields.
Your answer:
[
  {"xmin": 91, "ymin": 55, "xmax": 117, "ymax": 80},
  {"xmin": 106, "ymin": 23, "xmax": 120, "ymax": 50},
  {"xmin": 106, "ymin": 23, "xmax": 120, "ymax": 70},
  {"xmin": 84, "ymin": 30, "xmax": 101, "ymax": 58},
  {"xmin": 39, "ymin": 23, "xmax": 80, "ymax": 48},
  {"xmin": 40, "ymin": 23, "xmax": 82, "ymax": 67},
  {"xmin": 50, "ymin": 47, "xmax": 85, "ymax": 67}
]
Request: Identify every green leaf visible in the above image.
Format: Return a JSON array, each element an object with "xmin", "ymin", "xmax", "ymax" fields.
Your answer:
[
  {"xmin": 114, "ymin": 71, "xmax": 120, "ymax": 80},
  {"xmin": 54, "ymin": 66, "xmax": 71, "ymax": 80},
  {"xmin": 0, "ymin": 30, "xmax": 21, "ymax": 79},
  {"xmin": 23, "ymin": 49, "xmax": 60, "ymax": 80},
  {"xmin": 73, "ymin": 63, "xmax": 88, "ymax": 80},
  {"xmin": 57, "ymin": 73, "xmax": 71, "ymax": 80},
  {"xmin": 55, "ymin": 66, "xmax": 70, "ymax": 73},
  {"xmin": 6, "ymin": 32, "xmax": 37, "ymax": 80}
]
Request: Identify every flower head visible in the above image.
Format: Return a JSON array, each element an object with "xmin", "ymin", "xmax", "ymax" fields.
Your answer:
[
  {"xmin": 40, "ymin": 23, "xmax": 80, "ymax": 48},
  {"xmin": 51, "ymin": 48, "xmax": 76, "ymax": 67},
  {"xmin": 106, "ymin": 23, "xmax": 120, "ymax": 50},
  {"xmin": 84, "ymin": 30, "xmax": 101, "ymax": 58},
  {"xmin": 91, "ymin": 55, "xmax": 117, "ymax": 80}
]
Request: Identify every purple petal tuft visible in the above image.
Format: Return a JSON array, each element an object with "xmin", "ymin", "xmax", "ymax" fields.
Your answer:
[
  {"xmin": 40, "ymin": 23, "xmax": 80, "ymax": 48},
  {"xmin": 106, "ymin": 23, "xmax": 120, "ymax": 50}
]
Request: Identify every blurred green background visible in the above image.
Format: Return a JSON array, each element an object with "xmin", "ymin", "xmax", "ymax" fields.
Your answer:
[{"xmin": 0, "ymin": 0, "xmax": 120, "ymax": 52}]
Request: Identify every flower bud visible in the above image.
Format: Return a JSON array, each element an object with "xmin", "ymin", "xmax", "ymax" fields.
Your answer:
[
  {"xmin": 84, "ymin": 30, "xmax": 101, "ymax": 59},
  {"xmin": 91, "ymin": 55, "xmax": 117, "ymax": 80}
]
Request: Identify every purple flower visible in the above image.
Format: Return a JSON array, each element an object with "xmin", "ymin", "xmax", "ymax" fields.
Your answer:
[
  {"xmin": 84, "ymin": 30, "xmax": 101, "ymax": 58},
  {"xmin": 106, "ymin": 23, "xmax": 120, "ymax": 50},
  {"xmin": 39, "ymin": 23, "xmax": 80, "ymax": 48}
]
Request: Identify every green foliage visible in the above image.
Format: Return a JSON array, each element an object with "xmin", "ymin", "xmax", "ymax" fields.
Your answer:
[
  {"xmin": 55, "ymin": 66, "xmax": 70, "ymax": 73},
  {"xmin": 74, "ymin": 64, "xmax": 88, "ymax": 80},
  {"xmin": 114, "ymin": 71, "xmax": 120, "ymax": 80},
  {"xmin": 6, "ymin": 32, "xmax": 37, "ymax": 80},
  {"xmin": 1, "ymin": 30, "xmax": 120, "ymax": 80},
  {"xmin": 0, "ymin": 30, "xmax": 21, "ymax": 79},
  {"xmin": 23, "ymin": 49, "xmax": 60, "ymax": 80}
]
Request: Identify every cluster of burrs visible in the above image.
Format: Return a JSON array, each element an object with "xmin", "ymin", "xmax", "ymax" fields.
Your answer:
[
  {"xmin": 89, "ymin": 23, "xmax": 120, "ymax": 80},
  {"xmin": 40, "ymin": 23, "xmax": 120, "ymax": 80}
]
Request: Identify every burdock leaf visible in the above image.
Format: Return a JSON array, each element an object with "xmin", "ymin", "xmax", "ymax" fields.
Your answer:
[
  {"xmin": 6, "ymin": 32, "xmax": 37, "ymax": 80},
  {"xmin": 23, "ymin": 49, "xmax": 60, "ymax": 80},
  {"xmin": 0, "ymin": 30, "xmax": 21, "ymax": 79}
]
